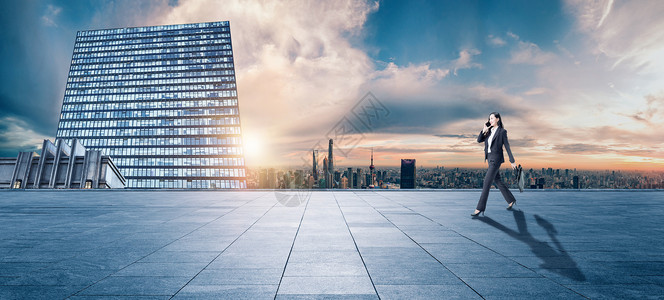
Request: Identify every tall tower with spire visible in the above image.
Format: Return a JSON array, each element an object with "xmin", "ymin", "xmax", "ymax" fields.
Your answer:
[{"xmin": 369, "ymin": 148, "xmax": 376, "ymax": 188}]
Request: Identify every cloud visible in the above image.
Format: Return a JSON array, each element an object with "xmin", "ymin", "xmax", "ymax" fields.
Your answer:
[
  {"xmin": 565, "ymin": 0, "xmax": 664, "ymax": 77},
  {"xmin": 565, "ymin": 0, "xmax": 614, "ymax": 32},
  {"xmin": 553, "ymin": 143, "xmax": 609, "ymax": 154},
  {"xmin": 452, "ymin": 49, "xmax": 482, "ymax": 75},
  {"xmin": 621, "ymin": 91, "xmax": 663, "ymax": 125},
  {"xmin": 487, "ymin": 35, "xmax": 506, "ymax": 47},
  {"xmin": 0, "ymin": 2, "xmax": 74, "ymax": 138},
  {"xmin": 510, "ymin": 41, "xmax": 556, "ymax": 65},
  {"xmin": 372, "ymin": 62, "xmax": 450, "ymax": 90},
  {"xmin": 377, "ymin": 146, "xmax": 474, "ymax": 154},
  {"xmin": 41, "ymin": 4, "xmax": 61, "ymax": 27},
  {"xmin": 0, "ymin": 116, "xmax": 47, "ymax": 156},
  {"xmin": 435, "ymin": 134, "xmax": 475, "ymax": 139},
  {"xmin": 145, "ymin": 0, "xmax": 380, "ymax": 166},
  {"xmin": 523, "ymin": 87, "xmax": 550, "ymax": 96},
  {"xmin": 509, "ymin": 137, "xmax": 540, "ymax": 148}
]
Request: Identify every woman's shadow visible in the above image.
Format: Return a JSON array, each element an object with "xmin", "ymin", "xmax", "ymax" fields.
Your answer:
[{"xmin": 477, "ymin": 210, "xmax": 586, "ymax": 282}]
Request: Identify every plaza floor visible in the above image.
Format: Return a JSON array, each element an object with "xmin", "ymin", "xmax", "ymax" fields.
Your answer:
[{"xmin": 0, "ymin": 190, "xmax": 663, "ymax": 299}]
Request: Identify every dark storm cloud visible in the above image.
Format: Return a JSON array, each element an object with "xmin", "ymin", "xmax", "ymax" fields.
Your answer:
[
  {"xmin": 379, "ymin": 146, "xmax": 475, "ymax": 154},
  {"xmin": 347, "ymin": 90, "xmax": 530, "ymax": 136},
  {"xmin": 553, "ymin": 143, "xmax": 609, "ymax": 154},
  {"xmin": 509, "ymin": 136, "xmax": 539, "ymax": 148},
  {"xmin": 0, "ymin": 1, "xmax": 79, "ymax": 154},
  {"xmin": 435, "ymin": 134, "xmax": 475, "ymax": 139}
]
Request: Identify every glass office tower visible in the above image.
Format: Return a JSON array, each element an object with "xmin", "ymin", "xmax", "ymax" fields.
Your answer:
[{"xmin": 55, "ymin": 21, "xmax": 247, "ymax": 189}]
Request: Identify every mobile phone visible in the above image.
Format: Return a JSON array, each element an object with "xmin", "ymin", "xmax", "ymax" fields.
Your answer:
[{"xmin": 485, "ymin": 121, "xmax": 491, "ymax": 127}]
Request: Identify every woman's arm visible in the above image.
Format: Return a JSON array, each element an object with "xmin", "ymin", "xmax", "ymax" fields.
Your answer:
[
  {"xmin": 477, "ymin": 130, "xmax": 487, "ymax": 143},
  {"xmin": 503, "ymin": 129, "xmax": 516, "ymax": 164}
]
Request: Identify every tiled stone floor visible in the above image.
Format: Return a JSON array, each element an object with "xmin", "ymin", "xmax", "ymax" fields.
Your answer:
[{"xmin": 0, "ymin": 190, "xmax": 662, "ymax": 299}]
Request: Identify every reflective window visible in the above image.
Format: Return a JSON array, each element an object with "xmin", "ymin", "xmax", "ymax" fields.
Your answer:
[{"xmin": 56, "ymin": 21, "xmax": 246, "ymax": 189}]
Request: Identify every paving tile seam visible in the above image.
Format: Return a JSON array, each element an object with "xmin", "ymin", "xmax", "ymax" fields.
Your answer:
[
  {"xmin": 354, "ymin": 191, "xmax": 487, "ymax": 300},
  {"xmin": 273, "ymin": 192, "xmax": 312, "ymax": 300},
  {"xmin": 331, "ymin": 192, "xmax": 381, "ymax": 298},
  {"xmin": 69, "ymin": 192, "xmax": 270, "ymax": 298},
  {"xmin": 11, "ymin": 196, "xmax": 267, "ymax": 275},
  {"xmin": 373, "ymin": 192, "xmax": 593, "ymax": 300},
  {"xmin": 170, "ymin": 194, "xmax": 282, "ymax": 299}
]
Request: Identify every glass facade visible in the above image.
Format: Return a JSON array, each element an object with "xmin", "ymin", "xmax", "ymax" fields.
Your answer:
[{"xmin": 55, "ymin": 21, "xmax": 246, "ymax": 189}]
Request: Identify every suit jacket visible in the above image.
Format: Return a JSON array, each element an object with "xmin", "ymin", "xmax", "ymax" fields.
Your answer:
[{"xmin": 477, "ymin": 127, "xmax": 515, "ymax": 164}]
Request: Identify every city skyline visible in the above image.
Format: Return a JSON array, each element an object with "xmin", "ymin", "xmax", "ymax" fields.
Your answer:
[
  {"xmin": 2, "ymin": 1, "xmax": 663, "ymax": 171},
  {"xmin": 246, "ymin": 165, "xmax": 664, "ymax": 190}
]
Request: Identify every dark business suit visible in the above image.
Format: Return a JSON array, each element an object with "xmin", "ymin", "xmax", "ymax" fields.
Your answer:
[{"xmin": 476, "ymin": 127, "xmax": 516, "ymax": 211}]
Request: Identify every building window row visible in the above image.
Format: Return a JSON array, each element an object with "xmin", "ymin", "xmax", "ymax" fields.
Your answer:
[
  {"xmin": 68, "ymin": 70, "xmax": 235, "ymax": 83},
  {"xmin": 72, "ymin": 44, "xmax": 232, "ymax": 59},
  {"xmin": 69, "ymin": 63, "xmax": 234, "ymax": 76},
  {"xmin": 74, "ymin": 39, "xmax": 230, "ymax": 54},
  {"xmin": 71, "ymin": 50, "xmax": 233, "ymax": 65},
  {"xmin": 70, "ymin": 57, "xmax": 233, "ymax": 71},
  {"xmin": 64, "ymin": 83, "xmax": 236, "ymax": 95},
  {"xmin": 122, "ymin": 167, "xmax": 245, "ymax": 178},
  {"xmin": 126, "ymin": 178, "xmax": 244, "ymax": 189},
  {"xmin": 57, "ymin": 126, "xmax": 241, "ymax": 138},
  {"xmin": 59, "ymin": 108, "xmax": 238, "ymax": 120},
  {"xmin": 78, "ymin": 22, "xmax": 229, "ymax": 38},
  {"xmin": 58, "ymin": 117, "xmax": 240, "ymax": 129},
  {"xmin": 75, "ymin": 32, "xmax": 230, "ymax": 48},
  {"xmin": 67, "ymin": 78, "xmax": 235, "ymax": 90},
  {"xmin": 115, "ymin": 157, "xmax": 244, "ymax": 167},
  {"xmin": 96, "ymin": 146, "xmax": 242, "ymax": 157},
  {"xmin": 60, "ymin": 136, "xmax": 242, "ymax": 147},
  {"xmin": 64, "ymin": 91, "xmax": 237, "ymax": 103},
  {"xmin": 61, "ymin": 99, "xmax": 238, "ymax": 112}
]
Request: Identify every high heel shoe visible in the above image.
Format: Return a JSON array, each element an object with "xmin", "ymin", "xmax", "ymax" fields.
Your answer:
[
  {"xmin": 471, "ymin": 210, "xmax": 484, "ymax": 217},
  {"xmin": 506, "ymin": 200, "xmax": 516, "ymax": 210}
]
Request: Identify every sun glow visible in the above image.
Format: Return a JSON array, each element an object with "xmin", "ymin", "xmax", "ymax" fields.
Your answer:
[{"xmin": 242, "ymin": 133, "xmax": 263, "ymax": 164}]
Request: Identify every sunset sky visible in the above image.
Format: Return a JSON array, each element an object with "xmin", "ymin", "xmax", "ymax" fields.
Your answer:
[{"xmin": 1, "ymin": 0, "xmax": 663, "ymax": 171}]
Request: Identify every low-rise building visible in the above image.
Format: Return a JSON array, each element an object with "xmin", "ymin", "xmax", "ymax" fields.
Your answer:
[{"xmin": 0, "ymin": 139, "xmax": 125, "ymax": 189}]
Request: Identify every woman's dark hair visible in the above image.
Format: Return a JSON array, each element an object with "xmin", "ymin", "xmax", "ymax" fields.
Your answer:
[
  {"xmin": 489, "ymin": 112, "xmax": 504, "ymax": 128},
  {"xmin": 484, "ymin": 112, "xmax": 504, "ymax": 137}
]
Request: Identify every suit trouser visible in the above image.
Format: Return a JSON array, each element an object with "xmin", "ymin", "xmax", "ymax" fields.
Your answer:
[{"xmin": 476, "ymin": 159, "xmax": 515, "ymax": 211}]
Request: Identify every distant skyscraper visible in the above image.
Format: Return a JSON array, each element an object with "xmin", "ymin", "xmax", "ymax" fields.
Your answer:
[
  {"xmin": 259, "ymin": 169, "xmax": 268, "ymax": 189},
  {"xmin": 308, "ymin": 175, "xmax": 314, "ymax": 189},
  {"xmin": 294, "ymin": 170, "xmax": 303, "ymax": 188},
  {"xmin": 328, "ymin": 139, "xmax": 333, "ymax": 188},
  {"xmin": 267, "ymin": 168, "xmax": 277, "ymax": 189},
  {"xmin": 323, "ymin": 157, "xmax": 329, "ymax": 189},
  {"xmin": 573, "ymin": 176, "xmax": 580, "ymax": 189},
  {"xmin": 355, "ymin": 168, "xmax": 363, "ymax": 188},
  {"xmin": 347, "ymin": 167, "xmax": 353, "ymax": 188},
  {"xmin": 312, "ymin": 150, "xmax": 318, "ymax": 181},
  {"xmin": 55, "ymin": 21, "xmax": 246, "ymax": 189},
  {"xmin": 401, "ymin": 159, "xmax": 416, "ymax": 189}
]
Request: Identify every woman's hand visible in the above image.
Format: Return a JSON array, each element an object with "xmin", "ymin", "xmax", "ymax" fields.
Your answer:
[
  {"xmin": 482, "ymin": 124, "xmax": 489, "ymax": 133},
  {"xmin": 511, "ymin": 162, "xmax": 517, "ymax": 169}
]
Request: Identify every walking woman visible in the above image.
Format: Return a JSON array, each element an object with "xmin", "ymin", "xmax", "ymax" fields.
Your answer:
[{"xmin": 472, "ymin": 112, "xmax": 517, "ymax": 217}]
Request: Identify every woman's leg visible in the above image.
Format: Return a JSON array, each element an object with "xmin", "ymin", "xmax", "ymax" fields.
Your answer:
[
  {"xmin": 493, "ymin": 171, "xmax": 516, "ymax": 204},
  {"xmin": 476, "ymin": 161, "xmax": 500, "ymax": 211}
]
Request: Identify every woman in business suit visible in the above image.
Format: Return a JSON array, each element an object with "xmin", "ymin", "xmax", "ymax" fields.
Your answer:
[{"xmin": 472, "ymin": 112, "xmax": 517, "ymax": 217}]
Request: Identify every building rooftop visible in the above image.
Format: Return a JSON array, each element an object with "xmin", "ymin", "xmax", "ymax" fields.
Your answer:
[{"xmin": 0, "ymin": 190, "xmax": 662, "ymax": 299}]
